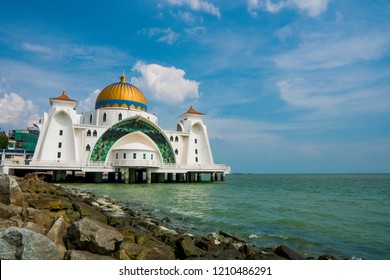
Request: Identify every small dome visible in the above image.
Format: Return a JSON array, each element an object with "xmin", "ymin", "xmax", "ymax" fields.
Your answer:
[{"xmin": 95, "ymin": 72, "xmax": 147, "ymax": 111}]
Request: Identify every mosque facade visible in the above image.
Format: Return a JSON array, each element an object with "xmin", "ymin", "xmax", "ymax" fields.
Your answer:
[{"xmin": 1, "ymin": 72, "xmax": 229, "ymax": 183}]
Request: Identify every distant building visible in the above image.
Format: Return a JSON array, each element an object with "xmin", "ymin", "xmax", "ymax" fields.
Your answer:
[
  {"xmin": 8, "ymin": 129, "xmax": 39, "ymax": 151},
  {"xmin": 1, "ymin": 72, "xmax": 230, "ymax": 182}
]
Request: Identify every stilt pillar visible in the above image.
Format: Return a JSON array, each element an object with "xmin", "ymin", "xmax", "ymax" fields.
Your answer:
[
  {"xmin": 146, "ymin": 169, "xmax": 152, "ymax": 184},
  {"xmin": 211, "ymin": 172, "xmax": 216, "ymax": 182},
  {"xmin": 221, "ymin": 173, "xmax": 225, "ymax": 181}
]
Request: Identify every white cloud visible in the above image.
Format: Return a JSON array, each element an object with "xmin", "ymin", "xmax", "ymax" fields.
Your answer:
[
  {"xmin": 20, "ymin": 41, "xmax": 129, "ymax": 65},
  {"xmin": 275, "ymin": 34, "xmax": 390, "ymax": 71},
  {"xmin": 277, "ymin": 76, "xmax": 390, "ymax": 118},
  {"xmin": 170, "ymin": 10, "xmax": 203, "ymax": 24},
  {"xmin": 248, "ymin": 0, "xmax": 328, "ymax": 17},
  {"xmin": 165, "ymin": 0, "xmax": 221, "ymax": 18},
  {"xmin": 131, "ymin": 61, "xmax": 201, "ymax": 104},
  {"xmin": 0, "ymin": 93, "xmax": 40, "ymax": 128},
  {"xmin": 78, "ymin": 89, "xmax": 101, "ymax": 112},
  {"xmin": 142, "ymin": 28, "xmax": 179, "ymax": 45}
]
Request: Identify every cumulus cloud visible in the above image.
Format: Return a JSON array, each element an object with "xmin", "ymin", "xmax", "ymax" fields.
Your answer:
[
  {"xmin": 165, "ymin": 0, "xmax": 221, "ymax": 18},
  {"xmin": 248, "ymin": 0, "xmax": 328, "ymax": 17},
  {"xmin": 131, "ymin": 61, "xmax": 201, "ymax": 104},
  {"xmin": 141, "ymin": 28, "xmax": 179, "ymax": 45},
  {"xmin": 0, "ymin": 92, "xmax": 40, "ymax": 128},
  {"xmin": 78, "ymin": 89, "xmax": 101, "ymax": 112}
]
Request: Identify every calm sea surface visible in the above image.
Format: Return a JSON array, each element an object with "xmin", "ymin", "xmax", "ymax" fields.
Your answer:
[{"xmin": 66, "ymin": 173, "xmax": 390, "ymax": 259}]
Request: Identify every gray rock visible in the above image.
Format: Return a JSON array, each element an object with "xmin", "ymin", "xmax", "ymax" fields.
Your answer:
[
  {"xmin": 0, "ymin": 227, "xmax": 59, "ymax": 259},
  {"xmin": 0, "ymin": 174, "xmax": 26, "ymax": 207},
  {"xmin": 67, "ymin": 217, "xmax": 123, "ymax": 255},
  {"xmin": 46, "ymin": 216, "xmax": 67, "ymax": 247}
]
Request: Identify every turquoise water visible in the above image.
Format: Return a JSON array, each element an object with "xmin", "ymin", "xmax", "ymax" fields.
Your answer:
[{"xmin": 67, "ymin": 174, "xmax": 390, "ymax": 259}]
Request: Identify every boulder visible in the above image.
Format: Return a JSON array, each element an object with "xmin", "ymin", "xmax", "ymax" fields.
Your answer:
[
  {"xmin": 274, "ymin": 245, "xmax": 305, "ymax": 260},
  {"xmin": 67, "ymin": 217, "xmax": 123, "ymax": 255},
  {"xmin": 46, "ymin": 216, "xmax": 67, "ymax": 247},
  {"xmin": 136, "ymin": 240, "xmax": 176, "ymax": 260},
  {"xmin": 176, "ymin": 236, "xmax": 205, "ymax": 259},
  {"xmin": 120, "ymin": 240, "xmax": 144, "ymax": 259},
  {"xmin": 0, "ymin": 227, "xmax": 59, "ymax": 259},
  {"xmin": 0, "ymin": 174, "xmax": 26, "ymax": 207},
  {"xmin": 65, "ymin": 250, "xmax": 116, "ymax": 260},
  {"xmin": 73, "ymin": 201, "xmax": 108, "ymax": 224}
]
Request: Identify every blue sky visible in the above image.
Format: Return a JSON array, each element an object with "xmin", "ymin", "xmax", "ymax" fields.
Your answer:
[{"xmin": 0, "ymin": 0, "xmax": 389, "ymax": 173}]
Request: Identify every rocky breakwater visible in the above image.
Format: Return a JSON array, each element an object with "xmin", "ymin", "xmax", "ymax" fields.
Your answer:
[{"xmin": 0, "ymin": 173, "xmax": 324, "ymax": 260}]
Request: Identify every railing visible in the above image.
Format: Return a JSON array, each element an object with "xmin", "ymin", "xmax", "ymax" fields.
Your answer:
[
  {"xmin": 112, "ymin": 159, "xmax": 161, "ymax": 167},
  {"xmin": 1, "ymin": 158, "xmax": 231, "ymax": 173}
]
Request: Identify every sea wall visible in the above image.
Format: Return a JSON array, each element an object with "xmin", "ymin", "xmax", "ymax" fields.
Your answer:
[{"xmin": 0, "ymin": 173, "xmax": 337, "ymax": 260}]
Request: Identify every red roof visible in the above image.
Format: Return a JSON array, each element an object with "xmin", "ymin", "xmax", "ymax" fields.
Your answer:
[
  {"xmin": 51, "ymin": 91, "xmax": 76, "ymax": 102},
  {"xmin": 185, "ymin": 106, "xmax": 204, "ymax": 115}
]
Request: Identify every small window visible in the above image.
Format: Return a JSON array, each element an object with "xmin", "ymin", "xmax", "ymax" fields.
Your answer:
[
  {"xmin": 58, "ymin": 142, "xmax": 62, "ymax": 148},
  {"xmin": 143, "ymin": 153, "xmax": 146, "ymax": 159},
  {"xmin": 57, "ymin": 152, "xmax": 61, "ymax": 158},
  {"xmin": 195, "ymin": 157, "xmax": 198, "ymax": 162},
  {"xmin": 86, "ymin": 144, "xmax": 90, "ymax": 151},
  {"xmin": 175, "ymin": 136, "xmax": 179, "ymax": 142},
  {"xmin": 116, "ymin": 153, "xmax": 118, "ymax": 159},
  {"xmin": 87, "ymin": 130, "xmax": 91, "ymax": 137},
  {"xmin": 118, "ymin": 113, "xmax": 122, "ymax": 121},
  {"xmin": 195, "ymin": 138, "xmax": 197, "ymax": 144},
  {"xmin": 151, "ymin": 154, "xmax": 154, "ymax": 160},
  {"xmin": 170, "ymin": 136, "xmax": 174, "ymax": 142},
  {"xmin": 89, "ymin": 114, "xmax": 92, "ymax": 123},
  {"xmin": 59, "ymin": 130, "xmax": 63, "ymax": 136},
  {"xmin": 133, "ymin": 153, "xmax": 136, "ymax": 159},
  {"xmin": 93, "ymin": 130, "xmax": 97, "ymax": 137},
  {"xmin": 175, "ymin": 149, "xmax": 178, "ymax": 155},
  {"xmin": 195, "ymin": 149, "xmax": 198, "ymax": 154},
  {"xmin": 103, "ymin": 113, "xmax": 107, "ymax": 122},
  {"xmin": 123, "ymin": 153, "xmax": 126, "ymax": 159}
]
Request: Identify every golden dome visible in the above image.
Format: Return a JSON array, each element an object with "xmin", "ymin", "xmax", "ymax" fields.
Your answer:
[{"xmin": 95, "ymin": 72, "xmax": 147, "ymax": 111}]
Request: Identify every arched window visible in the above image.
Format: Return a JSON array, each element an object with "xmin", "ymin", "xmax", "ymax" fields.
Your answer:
[
  {"xmin": 118, "ymin": 113, "xmax": 122, "ymax": 121},
  {"xmin": 87, "ymin": 130, "xmax": 91, "ymax": 137},
  {"xmin": 175, "ymin": 136, "xmax": 179, "ymax": 142},
  {"xmin": 175, "ymin": 149, "xmax": 178, "ymax": 155},
  {"xmin": 103, "ymin": 113, "xmax": 107, "ymax": 122},
  {"xmin": 93, "ymin": 130, "xmax": 97, "ymax": 137},
  {"xmin": 89, "ymin": 114, "xmax": 92, "ymax": 123},
  {"xmin": 195, "ymin": 149, "xmax": 198, "ymax": 154},
  {"xmin": 195, "ymin": 138, "xmax": 198, "ymax": 144},
  {"xmin": 170, "ymin": 136, "xmax": 174, "ymax": 142},
  {"xmin": 86, "ymin": 144, "xmax": 91, "ymax": 151}
]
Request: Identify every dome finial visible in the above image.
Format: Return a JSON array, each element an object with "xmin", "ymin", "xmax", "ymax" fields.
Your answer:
[{"xmin": 120, "ymin": 69, "xmax": 127, "ymax": 83}]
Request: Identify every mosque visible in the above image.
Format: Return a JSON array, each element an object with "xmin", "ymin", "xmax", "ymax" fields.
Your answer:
[{"xmin": 0, "ymin": 72, "xmax": 230, "ymax": 183}]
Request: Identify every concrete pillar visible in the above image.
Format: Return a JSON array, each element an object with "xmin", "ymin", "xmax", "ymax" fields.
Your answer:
[
  {"xmin": 129, "ymin": 169, "xmax": 136, "ymax": 184},
  {"xmin": 124, "ymin": 170, "xmax": 129, "ymax": 184},
  {"xmin": 221, "ymin": 173, "xmax": 225, "ymax": 181},
  {"xmin": 146, "ymin": 169, "xmax": 152, "ymax": 184},
  {"xmin": 211, "ymin": 172, "xmax": 216, "ymax": 182}
]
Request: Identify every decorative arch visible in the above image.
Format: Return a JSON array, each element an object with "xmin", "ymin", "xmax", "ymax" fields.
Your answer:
[{"xmin": 90, "ymin": 118, "xmax": 175, "ymax": 163}]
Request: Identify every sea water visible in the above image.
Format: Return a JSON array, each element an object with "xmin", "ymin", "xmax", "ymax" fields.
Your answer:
[{"xmin": 66, "ymin": 173, "xmax": 390, "ymax": 260}]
